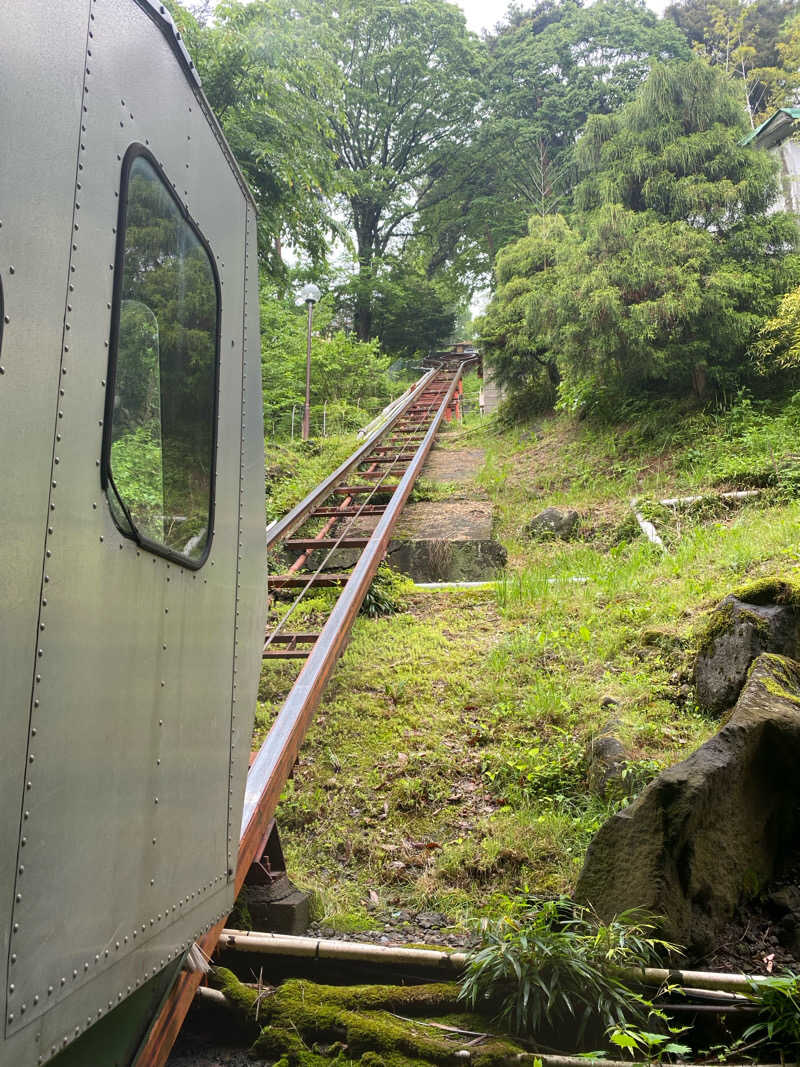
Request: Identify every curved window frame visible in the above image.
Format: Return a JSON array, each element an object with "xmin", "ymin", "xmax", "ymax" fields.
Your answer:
[{"xmin": 101, "ymin": 143, "xmax": 222, "ymax": 570}]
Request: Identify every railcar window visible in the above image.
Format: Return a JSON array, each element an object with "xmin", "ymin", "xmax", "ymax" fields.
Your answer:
[{"xmin": 103, "ymin": 149, "xmax": 220, "ymax": 566}]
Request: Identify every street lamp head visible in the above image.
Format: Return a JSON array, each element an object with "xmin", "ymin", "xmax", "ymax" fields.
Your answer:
[{"xmin": 297, "ymin": 282, "xmax": 322, "ymax": 305}]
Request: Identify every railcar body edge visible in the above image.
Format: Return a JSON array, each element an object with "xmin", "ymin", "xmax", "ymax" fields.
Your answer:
[{"xmin": 0, "ymin": 3, "xmax": 266, "ymax": 1063}]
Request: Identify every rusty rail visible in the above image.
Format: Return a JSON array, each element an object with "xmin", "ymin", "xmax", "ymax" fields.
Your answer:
[
  {"xmin": 243, "ymin": 364, "xmax": 464, "ymax": 839},
  {"xmin": 135, "ymin": 363, "xmax": 466, "ymax": 1067},
  {"xmin": 266, "ymin": 365, "xmax": 440, "ymax": 550}
]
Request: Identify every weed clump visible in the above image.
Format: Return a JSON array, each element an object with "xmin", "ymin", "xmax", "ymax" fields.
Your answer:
[
  {"xmin": 360, "ymin": 565, "xmax": 413, "ymax": 618},
  {"xmin": 459, "ymin": 898, "xmax": 678, "ymax": 1042},
  {"xmin": 741, "ymin": 970, "xmax": 800, "ymax": 1056}
]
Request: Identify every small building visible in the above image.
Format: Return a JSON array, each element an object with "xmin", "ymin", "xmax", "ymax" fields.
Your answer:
[{"xmin": 742, "ymin": 107, "xmax": 800, "ymax": 214}]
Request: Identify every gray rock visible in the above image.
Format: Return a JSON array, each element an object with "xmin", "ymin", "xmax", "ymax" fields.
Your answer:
[
  {"xmin": 587, "ymin": 724, "xmax": 628, "ymax": 799},
  {"xmin": 766, "ymin": 886, "xmax": 800, "ymax": 918},
  {"xmin": 576, "ymin": 654, "xmax": 800, "ymax": 955},
  {"xmin": 777, "ymin": 915, "xmax": 800, "ymax": 954},
  {"xmin": 694, "ymin": 595, "xmax": 800, "ymax": 712},
  {"xmin": 417, "ymin": 911, "xmax": 446, "ymax": 929},
  {"xmin": 525, "ymin": 507, "xmax": 579, "ymax": 540}
]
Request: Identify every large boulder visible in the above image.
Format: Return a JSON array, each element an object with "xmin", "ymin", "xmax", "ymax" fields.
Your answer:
[
  {"xmin": 694, "ymin": 592, "xmax": 800, "ymax": 712},
  {"xmin": 575, "ymin": 654, "xmax": 800, "ymax": 955},
  {"xmin": 525, "ymin": 507, "xmax": 579, "ymax": 540}
]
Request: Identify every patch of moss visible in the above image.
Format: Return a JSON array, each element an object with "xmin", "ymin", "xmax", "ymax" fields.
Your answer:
[
  {"xmin": 270, "ymin": 979, "xmax": 461, "ymax": 1016},
  {"xmin": 694, "ymin": 598, "xmax": 732, "ymax": 655},
  {"xmin": 733, "ymin": 575, "xmax": 800, "ymax": 609},
  {"xmin": 210, "ymin": 966, "xmax": 261, "ymax": 1036},
  {"xmin": 409, "ymin": 479, "xmax": 462, "ymax": 503},
  {"xmin": 692, "ymin": 597, "xmax": 776, "ymax": 657},
  {"xmin": 253, "ymin": 1025, "xmax": 315, "ymax": 1065},
  {"xmin": 752, "ymin": 653, "xmax": 800, "ymax": 707},
  {"xmin": 244, "ymin": 980, "xmax": 525, "ymax": 1067},
  {"xmin": 228, "ymin": 886, "xmax": 254, "ymax": 932}
]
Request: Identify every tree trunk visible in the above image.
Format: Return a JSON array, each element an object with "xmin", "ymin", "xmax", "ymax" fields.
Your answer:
[
  {"xmin": 692, "ymin": 362, "xmax": 707, "ymax": 400},
  {"xmin": 352, "ymin": 206, "xmax": 379, "ymax": 342},
  {"xmin": 354, "ymin": 296, "xmax": 372, "ymax": 342},
  {"xmin": 354, "ymin": 257, "xmax": 373, "ymax": 342}
]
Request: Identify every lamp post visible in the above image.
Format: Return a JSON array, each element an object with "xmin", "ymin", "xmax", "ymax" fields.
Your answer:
[{"xmin": 297, "ymin": 283, "xmax": 321, "ymax": 441}]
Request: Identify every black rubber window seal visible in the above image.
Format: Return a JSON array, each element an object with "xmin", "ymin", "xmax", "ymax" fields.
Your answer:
[{"xmin": 100, "ymin": 142, "xmax": 222, "ymax": 571}]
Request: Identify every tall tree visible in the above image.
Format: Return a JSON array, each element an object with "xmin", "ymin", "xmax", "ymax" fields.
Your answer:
[
  {"xmin": 366, "ymin": 253, "xmax": 462, "ymax": 362},
  {"xmin": 481, "ymin": 59, "xmax": 800, "ymax": 411},
  {"xmin": 167, "ymin": 0, "xmax": 339, "ymax": 276},
  {"xmin": 308, "ymin": 0, "xmax": 483, "ymax": 340},
  {"xmin": 665, "ymin": 0, "xmax": 800, "ymax": 121},
  {"xmin": 421, "ymin": 0, "xmax": 689, "ymax": 281}
]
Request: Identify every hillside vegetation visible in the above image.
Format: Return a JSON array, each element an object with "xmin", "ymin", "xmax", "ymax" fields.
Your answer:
[
  {"xmin": 169, "ymin": 0, "xmax": 800, "ymax": 440},
  {"xmin": 259, "ymin": 393, "xmax": 800, "ymax": 933}
]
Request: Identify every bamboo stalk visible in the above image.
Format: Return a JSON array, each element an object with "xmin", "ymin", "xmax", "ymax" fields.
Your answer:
[
  {"xmin": 610, "ymin": 964, "xmax": 768, "ymax": 994},
  {"xmin": 219, "ymin": 931, "xmax": 776, "ymax": 995},
  {"xmin": 194, "ymin": 987, "xmax": 230, "ymax": 1008},
  {"xmin": 220, "ymin": 929, "xmax": 465, "ymax": 970}
]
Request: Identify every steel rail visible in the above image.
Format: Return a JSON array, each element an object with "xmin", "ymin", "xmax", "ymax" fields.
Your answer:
[
  {"xmin": 135, "ymin": 363, "xmax": 465, "ymax": 1067},
  {"xmin": 263, "ymin": 377, "xmax": 451, "ymax": 654},
  {"xmin": 240, "ymin": 362, "xmax": 465, "ymax": 848},
  {"xmin": 266, "ymin": 365, "xmax": 439, "ymax": 550}
]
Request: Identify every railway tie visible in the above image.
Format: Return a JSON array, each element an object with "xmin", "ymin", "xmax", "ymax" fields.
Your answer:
[{"xmin": 264, "ymin": 362, "xmax": 464, "ymax": 655}]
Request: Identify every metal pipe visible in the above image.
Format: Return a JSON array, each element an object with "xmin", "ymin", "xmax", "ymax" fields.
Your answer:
[{"xmin": 302, "ymin": 299, "xmax": 313, "ymax": 441}]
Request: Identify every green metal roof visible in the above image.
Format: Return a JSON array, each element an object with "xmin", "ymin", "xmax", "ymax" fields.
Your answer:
[{"xmin": 741, "ymin": 107, "xmax": 800, "ymax": 149}]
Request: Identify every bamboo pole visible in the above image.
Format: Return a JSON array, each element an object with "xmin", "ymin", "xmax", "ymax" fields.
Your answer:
[
  {"xmin": 219, "ymin": 931, "xmax": 776, "ymax": 995},
  {"xmin": 220, "ymin": 929, "xmax": 465, "ymax": 970}
]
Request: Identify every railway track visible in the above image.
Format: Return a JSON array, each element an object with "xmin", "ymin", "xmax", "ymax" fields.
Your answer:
[{"xmin": 141, "ymin": 360, "xmax": 471, "ymax": 1065}]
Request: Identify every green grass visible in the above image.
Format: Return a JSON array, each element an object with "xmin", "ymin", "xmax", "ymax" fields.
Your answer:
[
  {"xmin": 259, "ymin": 392, "xmax": 800, "ymax": 932},
  {"xmin": 266, "ymin": 433, "xmax": 359, "ymax": 523}
]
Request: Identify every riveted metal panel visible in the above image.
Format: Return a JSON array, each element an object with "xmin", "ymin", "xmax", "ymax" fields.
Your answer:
[
  {"xmin": 1, "ymin": 1, "xmax": 263, "ymax": 1062},
  {"xmin": 0, "ymin": 0, "xmax": 92, "ymax": 1052},
  {"xmin": 227, "ymin": 202, "xmax": 268, "ymax": 870}
]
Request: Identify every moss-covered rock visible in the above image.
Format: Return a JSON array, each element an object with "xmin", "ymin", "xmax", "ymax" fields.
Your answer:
[
  {"xmin": 693, "ymin": 587, "xmax": 800, "ymax": 711},
  {"xmin": 576, "ymin": 653, "xmax": 800, "ymax": 954},
  {"xmin": 732, "ymin": 576, "xmax": 800, "ymax": 608}
]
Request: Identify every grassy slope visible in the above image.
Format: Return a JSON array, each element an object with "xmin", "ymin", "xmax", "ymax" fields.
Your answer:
[{"xmin": 260, "ymin": 394, "xmax": 800, "ymax": 933}]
